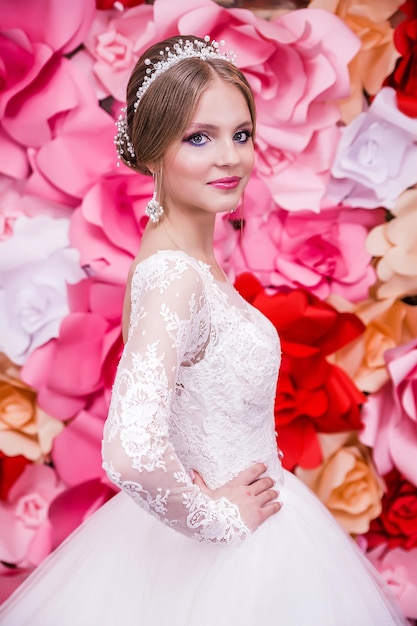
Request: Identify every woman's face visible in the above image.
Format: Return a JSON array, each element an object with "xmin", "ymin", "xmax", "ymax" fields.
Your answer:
[{"xmin": 161, "ymin": 77, "xmax": 255, "ymax": 218}]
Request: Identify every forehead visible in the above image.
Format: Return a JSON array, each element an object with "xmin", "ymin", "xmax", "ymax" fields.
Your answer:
[{"xmin": 189, "ymin": 78, "xmax": 251, "ymax": 125}]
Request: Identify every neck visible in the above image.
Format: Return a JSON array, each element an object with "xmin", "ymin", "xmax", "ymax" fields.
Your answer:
[{"xmin": 161, "ymin": 212, "xmax": 217, "ymax": 264}]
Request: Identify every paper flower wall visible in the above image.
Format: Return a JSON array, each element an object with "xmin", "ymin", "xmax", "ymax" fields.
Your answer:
[{"xmin": 0, "ymin": 0, "xmax": 416, "ymax": 619}]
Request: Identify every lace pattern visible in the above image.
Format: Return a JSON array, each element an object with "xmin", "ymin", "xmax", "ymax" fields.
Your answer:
[{"xmin": 102, "ymin": 251, "xmax": 282, "ymax": 545}]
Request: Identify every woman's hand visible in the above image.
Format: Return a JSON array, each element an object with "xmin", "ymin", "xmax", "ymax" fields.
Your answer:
[{"xmin": 192, "ymin": 463, "xmax": 282, "ymax": 532}]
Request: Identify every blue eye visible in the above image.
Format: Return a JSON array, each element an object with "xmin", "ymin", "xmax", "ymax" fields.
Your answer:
[
  {"xmin": 184, "ymin": 133, "xmax": 210, "ymax": 146},
  {"xmin": 234, "ymin": 130, "xmax": 252, "ymax": 144}
]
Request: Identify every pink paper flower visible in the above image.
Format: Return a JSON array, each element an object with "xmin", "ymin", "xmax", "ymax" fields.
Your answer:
[
  {"xmin": 52, "ymin": 407, "xmax": 110, "ymax": 486},
  {"xmin": 25, "ymin": 61, "xmax": 117, "ymax": 203},
  {"xmin": 360, "ymin": 339, "xmax": 417, "ymax": 487},
  {"xmin": 366, "ymin": 544, "xmax": 417, "ymax": 619},
  {"xmin": 0, "ymin": 177, "xmax": 25, "ymax": 239},
  {"xmin": 328, "ymin": 87, "xmax": 417, "ymax": 208},
  {"xmin": 79, "ymin": 4, "xmax": 155, "ymax": 102},
  {"xmin": 0, "ymin": 0, "xmax": 96, "ymax": 183},
  {"xmin": 70, "ymin": 170, "xmax": 151, "ymax": 284},
  {"xmin": 21, "ymin": 304, "xmax": 123, "ymax": 423},
  {"xmin": 0, "ymin": 464, "xmax": 65, "ymax": 568},
  {"xmin": 228, "ymin": 176, "xmax": 384, "ymax": 301},
  {"xmin": 0, "ymin": 215, "xmax": 85, "ymax": 366}
]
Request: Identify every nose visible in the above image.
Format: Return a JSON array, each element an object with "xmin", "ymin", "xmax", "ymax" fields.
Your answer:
[{"xmin": 216, "ymin": 137, "xmax": 240, "ymax": 167}]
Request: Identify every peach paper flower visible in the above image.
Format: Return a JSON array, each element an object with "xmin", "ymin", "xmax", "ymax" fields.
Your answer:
[
  {"xmin": 328, "ymin": 296, "xmax": 417, "ymax": 393},
  {"xmin": 366, "ymin": 187, "xmax": 417, "ymax": 299},
  {"xmin": 296, "ymin": 432, "xmax": 384, "ymax": 535},
  {"xmin": 360, "ymin": 339, "xmax": 417, "ymax": 487},
  {"xmin": 0, "ymin": 354, "xmax": 63, "ymax": 462},
  {"xmin": 308, "ymin": 0, "xmax": 401, "ymax": 121}
]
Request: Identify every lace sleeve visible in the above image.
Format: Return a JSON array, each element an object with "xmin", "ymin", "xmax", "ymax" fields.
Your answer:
[{"xmin": 102, "ymin": 255, "xmax": 250, "ymax": 545}]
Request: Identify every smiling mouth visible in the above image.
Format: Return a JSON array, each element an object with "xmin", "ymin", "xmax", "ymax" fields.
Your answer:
[{"xmin": 208, "ymin": 177, "xmax": 241, "ymax": 189}]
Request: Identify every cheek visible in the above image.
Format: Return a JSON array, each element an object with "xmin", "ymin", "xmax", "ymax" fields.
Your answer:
[{"xmin": 244, "ymin": 147, "xmax": 255, "ymax": 174}]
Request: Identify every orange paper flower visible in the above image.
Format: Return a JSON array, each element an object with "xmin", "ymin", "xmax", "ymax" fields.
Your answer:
[
  {"xmin": 0, "ymin": 355, "xmax": 63, "ymax": 462},
  {"xmin": 297, "ymin": 432, "xmax": 384, "ymax": 534}
]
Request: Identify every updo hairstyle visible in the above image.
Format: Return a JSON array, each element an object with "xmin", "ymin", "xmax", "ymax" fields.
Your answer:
[{"xmin": 119, "ymin": 36, "xmax": 256, "ymax": 175}]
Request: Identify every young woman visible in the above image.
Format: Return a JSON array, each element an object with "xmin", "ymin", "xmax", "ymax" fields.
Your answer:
[{"xmin": 0, "ymin": 35, "xmax": 408, "ymax": 626}]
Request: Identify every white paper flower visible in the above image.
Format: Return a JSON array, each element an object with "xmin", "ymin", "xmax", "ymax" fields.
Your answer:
[
  {"xmin": 328, "ymin": 87, "xmax": 417, "ymax": 208},
  {"xmin": 0, "ymin": 215, "xmax": 85, "ymax": 365}
]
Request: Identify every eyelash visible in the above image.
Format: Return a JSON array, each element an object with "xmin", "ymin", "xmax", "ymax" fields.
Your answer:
[{"xmin": 183, "ymin": 130, "xmax": 252, "ymax": 146}]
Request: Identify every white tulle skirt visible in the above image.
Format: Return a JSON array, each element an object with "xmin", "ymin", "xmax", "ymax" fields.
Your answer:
[{"xmin": 0, "ymin": 470, "xmax": 408, "ymax": 626}]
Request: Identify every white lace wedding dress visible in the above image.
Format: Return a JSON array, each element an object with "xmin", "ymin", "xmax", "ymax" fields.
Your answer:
[{"xmin": 0, "ymin": 250, "xmax": 408, "ymax": 625}]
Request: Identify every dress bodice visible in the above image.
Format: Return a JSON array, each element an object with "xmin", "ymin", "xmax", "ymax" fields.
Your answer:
[
  {"xmin": 102, "ymin": 250, "xmax": 283, "ymax": 546},
  {"xmin": 168, "ymin": 259, "xmax": 283, "ymax": 489}
]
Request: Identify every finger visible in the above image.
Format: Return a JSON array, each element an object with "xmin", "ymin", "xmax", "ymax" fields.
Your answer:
[
  {"xmin": 259, "ymin": 500, "xmax": 283, "ymax": 522},
  {"xmin": 192, "ymin": 470, "xmax": 208, "ymax": 491},
  {"xmin": 257, "ymin": 489, "xmax": 279, "ymax": 507},
  {"xmin": 229, "ymin": 463, "xmax": 267, "ymax": 487},
  {"xmin": 250, "ymin": 477, "xmax": 275, "ymax": 496}
]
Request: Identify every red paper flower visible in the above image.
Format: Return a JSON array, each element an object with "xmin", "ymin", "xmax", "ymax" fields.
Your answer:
[
  {"xmin": 0, "ymin": 453, "xmax": 30, "ymax": 501},
  {"xmin": 365, "ymin": 468, "xmax": 417, "ymax": 551},
  {"xmin": 384, "ymin": 0, "xmax": 417, "ymax": 117},
  {"xmin": 96, "ymin": 0, "xmax": 146, "ymax": 9},
  {"xmin": 235, "ymin": 273, "xmax": 366, "ymax": 470}
]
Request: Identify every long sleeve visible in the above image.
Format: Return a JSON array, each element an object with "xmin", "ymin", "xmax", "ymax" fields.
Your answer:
[{"xmin": 102, "ymin": 255, "xmax": 250, "ymax": 545}]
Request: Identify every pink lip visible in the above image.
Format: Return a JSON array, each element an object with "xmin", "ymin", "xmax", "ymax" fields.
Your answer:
[{"xmin": 208, "ymin": 176, "xmax": 241, "ymax": 190}]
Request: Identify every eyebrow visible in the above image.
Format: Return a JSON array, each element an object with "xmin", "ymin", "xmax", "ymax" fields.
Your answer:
[{"xmin": 186, "ymin": 121, "xmax": 253, "ymax": 132}]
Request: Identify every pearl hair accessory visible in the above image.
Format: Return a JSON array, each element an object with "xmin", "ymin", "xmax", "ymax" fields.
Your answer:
[{"xmin": 115, "ymin": 36, "xmax": 236, "ymax": 165}]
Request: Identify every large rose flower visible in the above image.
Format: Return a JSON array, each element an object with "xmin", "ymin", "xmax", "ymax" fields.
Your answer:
[
  {"xmin": 0, "ymin": 0, "xmax": 96, "ymax": 184},
  {"xmin": 0, "ymin": 354, "xmax": 63, "ymax": 461},
  {"xmin": 365, "ymin": 468, "xmax": 417, "ymax": 551},
  {"xmin": 229, "ymin": 179, "xmax": 384, "ymax": 300},
  {"xmin": 309, "ymin": 0, "xmax": 401, "ymax": 121},
  {"xmin": 0, "ymin": 474, "xmax": 116, "ymax": 604},
  {"xmin": 329, "ymin": 296, "xmax": 417, "ymax": 393},
  {"xmin": 297, "ymin": 432, "xmax": 384, "ymax": 534},
  {"xmin": 235, "ymin": 273, "xmax": 366, "ymax": 470},
  {"xmin": 366, "ymin": 187, "xmax": 417, "ymax": 300},
  {"xmin": 360, "ymin": 339, "xmax": 417, "ymax": 486},
  {"xmin": 21, "ymin": 298, "xmax": 123, "ymax": 423},
  {"xmin": 0, "ymin": 464, "xmax": 65, "ymax": 569},
  {"xmin": 328, "ymin": 87, "xmax": 417, "ymax": 208},
  {"xmin": 366, "ymin": 544, "xmax": 417, "ymax": 619},
  {"xmin": 0, "ymin": 215, "xmax": 85, "ymax": 366},
  {"xmin": 77, "ymin": 4, "xmax": 155, "ymax": 102},
  {"xmin": 70, "ymin": 170, "xmax": 151, "ymax": 284},
  {"xmin": 25, "ymin": 60, "xmax": 117, "ymax": 204},
  {"xmin": 384, "ymin": 0, "xmax": 417, "ymax": 117},
  {"xmin": 47, "ymin": 479, "xmax": 116, "ymax": 550}
]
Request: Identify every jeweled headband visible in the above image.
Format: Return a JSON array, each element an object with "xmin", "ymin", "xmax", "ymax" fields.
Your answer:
[{"xmin": 115, "ymin": 36, "xmax": 236, "ymax": 165}]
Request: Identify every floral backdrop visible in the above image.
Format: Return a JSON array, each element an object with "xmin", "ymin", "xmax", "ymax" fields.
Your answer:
[{"xmin": 0, "ymin": 0, "xmax": 416, "ymax": 618}]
